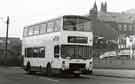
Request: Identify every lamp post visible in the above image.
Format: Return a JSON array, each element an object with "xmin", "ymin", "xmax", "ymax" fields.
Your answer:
[
  {"xmin": 4, "ymin": 16, "xmax": 9, "ymax": 65},
  {"xmin": 129, "ymin": 36, "xmax": 134, "ymax": 59},
  {"xmin": 0, "ymin": 16, "xmax": 10, "ymax": 65}
]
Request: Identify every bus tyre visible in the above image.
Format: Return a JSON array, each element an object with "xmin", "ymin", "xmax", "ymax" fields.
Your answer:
[
  {"xmin": 46, "ymin": 63, "xmax": 52, "ymax": 76},
  {"xmin": 26, "ymin": 63, "xmax": 35, "ymax": 74},
  {"xmin": 74, "ymin": 73, "xmax": 80, "ymax": 77},
  {"xmin": 88, "ymin": 70, "xmax": 93, "ymax": 75},
  {"xmin": 74, "ymin": 74, "xmax": 80, "ymax": 77}
]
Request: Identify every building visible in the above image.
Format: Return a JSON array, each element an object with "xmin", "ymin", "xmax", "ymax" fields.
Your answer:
[
  {"xmin": 88, "ymin": 1, "xmax": 135, "ymax": 58},
  {"xmin": 0, "ymin": 37, "xmax": 21, "ymax": 65}
]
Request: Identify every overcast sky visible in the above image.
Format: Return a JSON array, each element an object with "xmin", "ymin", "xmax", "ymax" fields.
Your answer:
[{"xmin": 0, "ymin": 0, "xmax": 135, "ymax": 38}]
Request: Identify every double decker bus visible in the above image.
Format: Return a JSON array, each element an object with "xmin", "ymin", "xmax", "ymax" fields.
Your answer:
[{"xmin": 22, "ymin": 15, "xmax": 93, "ymax": 76}]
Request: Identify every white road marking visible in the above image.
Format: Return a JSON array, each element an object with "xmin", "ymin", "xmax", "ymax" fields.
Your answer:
[
  {"xmin": 39, "ymin": 76, "xmax": 59, "ymax": 82},
  {"xmin": 46, "ymin": 78, "xmax": 59, "ymax": 82}
]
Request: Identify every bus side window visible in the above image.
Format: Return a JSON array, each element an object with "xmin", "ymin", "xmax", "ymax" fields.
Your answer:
[
  {"xmin": 54, "ymin": 45, "xmax": 59, "ymax": 58},
  {"xmin": 33, "ymin": 48, "xmax": 39, "ymax": 57},
  {"xmin": 39, "ymin": 47, "xmax": 45, "ymax": 57},
  {"xmin": 47, "ymin": 22, "xmax": 54, "ymax": 32},
  {"xmin": 27, "ymin": 48, "xmax": 33, "ymax": 57},
  {"xmin": 28, "ymin": 27, "xmax": 34, "ymax": 36},
  {"xmin": 23, "ymin": 28, "xmax": 28, "ymax": 37},
  {"xmin": 54, "ymin": 19, "xmax": 61, "ymax": 32},
  {"xmin": 40, "ymin": 24, "xmax": 47, "ymax": 34},
  {"xmin": 33, "ymin": 25, "xmax": 40, "ymax": 35}
]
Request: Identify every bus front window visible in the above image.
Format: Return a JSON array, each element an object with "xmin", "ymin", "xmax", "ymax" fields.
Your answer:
[
  {"xmin": 61, "ymin": 45, "xmax": 92, "ymax": 59},
  {"xmin": 63, "ymin": 16, "xmax": 92, "ymax": 32}
]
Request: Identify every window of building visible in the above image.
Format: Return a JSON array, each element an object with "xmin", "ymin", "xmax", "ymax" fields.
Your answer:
[
  {"xmin": 40, "ymin": 23, "xmax": 46, "ymax": 34},
  {"xmin": 47, "ymin": 22, "xmax": 54, "ymax": 32},
  {"xmin": 129, "ymin": 25, "xmax": 132, "ymax": 31},
  {"xmin": 121, "ymin": 45, "xmax": 124, "ymax": 48},
  {"xmin": 119, "ymin": 27, "xmax": 122, "ymax": 31},
  {"xmin": 124, "ymin": 25, "xmax": 127, "ymax": 31},
  {"xmin": 0, "ymin": 40, "xmax": 4, "ymax": 43},
  {"xmin": 124, "ymin": 24, "xmax": 127, "ymax": 28},
  {"xmin": 33, "ymin": 25, "xmax": 40, "ymax": 35},
  {"xmin": 118, "ymin": 45, "xmax": 121, "ymax": 49},
  {"xmin": 118, "ymin": 24, "xmax": 122, "ymax": 28},
  {"xmin": 124, "ymin": 44, "xmax": 126, "ymax": 48},
  {"xmin": 118, "ymin": 24, "xmax": 122, "ymax": 31}
]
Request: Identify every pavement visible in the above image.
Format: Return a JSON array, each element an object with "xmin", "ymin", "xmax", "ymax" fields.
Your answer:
[
  {"xmin": 93, "ymin": 68, "xmax": 135, "ymax": 79},
  {"xmin": 2, "ymin": 66, "xmax": 135, "ymax": 78}
]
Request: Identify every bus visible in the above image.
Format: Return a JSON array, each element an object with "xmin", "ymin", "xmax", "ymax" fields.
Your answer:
[{"xmin": 22, "ymin": 15, "xmax": 93, "ymax": 76}]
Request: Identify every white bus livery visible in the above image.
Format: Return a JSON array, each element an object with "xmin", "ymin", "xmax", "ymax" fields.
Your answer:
[{"xmin": 22, "ymin": 15, "xmax": 93, "ymax": 76}]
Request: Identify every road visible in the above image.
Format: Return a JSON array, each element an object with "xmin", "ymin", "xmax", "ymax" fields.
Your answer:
[{"xmin": 0, "ymin": 67, "xmax": 135, "ymax": 84}]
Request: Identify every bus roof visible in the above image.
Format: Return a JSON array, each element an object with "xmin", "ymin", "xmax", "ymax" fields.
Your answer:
[
  {"xmin": 63, "ymin": 15, "xmax": 90, "ymax": 20},
  {"xmin": 24, "ymin": 15, "xmax": 90, "ymax": 28}
]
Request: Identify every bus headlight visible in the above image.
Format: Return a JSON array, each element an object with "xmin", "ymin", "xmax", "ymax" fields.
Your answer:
[
  {"xmin": 62, "ymin": 61, "xmax": 66, "ymax": 70},
  {"xmin": 89, "ymin": 61, "xmax": 92, "ymax": 64},
  {"xmin": 89, "ymin": 61, "xmax": 93, "ymax": 70}
]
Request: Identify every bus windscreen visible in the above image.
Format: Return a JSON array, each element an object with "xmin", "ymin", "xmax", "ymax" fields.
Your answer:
[{"xmin": 63, "ymin": 16, "xmax": 92, "ymax": 32}]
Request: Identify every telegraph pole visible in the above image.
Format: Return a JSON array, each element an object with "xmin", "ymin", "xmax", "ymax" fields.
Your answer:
[{"xmin": 4, "ymin": 16, "xmax": 9, "ymax": 65}]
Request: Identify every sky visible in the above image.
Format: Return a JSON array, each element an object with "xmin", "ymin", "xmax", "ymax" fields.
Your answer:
[{"xmin": 0, "ymin": 0, "xmax": 135, "ymax": 39}]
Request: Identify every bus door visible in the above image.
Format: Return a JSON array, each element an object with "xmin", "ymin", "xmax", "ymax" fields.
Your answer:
[{"xmin": 52, "ymin": 45, "xmax": 61, "ymax": 68}]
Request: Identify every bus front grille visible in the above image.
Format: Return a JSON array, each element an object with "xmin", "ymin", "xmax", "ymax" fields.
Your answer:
[{"xmin": 69, "ymin": 63, "xmax": 85, "ymax": 70}]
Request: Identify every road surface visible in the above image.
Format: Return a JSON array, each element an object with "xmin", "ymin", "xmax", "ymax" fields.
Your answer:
[{"xmin": 0, "ymin": 67, "xmax": 135, "ymax": 84}]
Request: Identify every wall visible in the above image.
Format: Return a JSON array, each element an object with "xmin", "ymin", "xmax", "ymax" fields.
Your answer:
[{"xmin": 94, "ymin": 58, "xmax": 135, "ymax": 69}]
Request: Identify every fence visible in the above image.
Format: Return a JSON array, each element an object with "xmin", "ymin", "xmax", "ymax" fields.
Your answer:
[{"xmin": 94, "ymin": 58, "xmax": 135, "ymax": 69}]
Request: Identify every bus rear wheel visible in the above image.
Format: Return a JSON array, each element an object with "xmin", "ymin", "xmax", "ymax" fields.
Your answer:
[
  {"xmin": 26, "ymin": 63, "xmax": 35, "ymax": 74},
  {"xmin": 46, "ymin": 64, "xmax": 52, "ymax": 76}
]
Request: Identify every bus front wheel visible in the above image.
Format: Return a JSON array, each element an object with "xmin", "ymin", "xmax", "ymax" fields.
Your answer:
[{"xmin": 88, "ymin": 70, "xmax": 93, "ymax": 74}]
